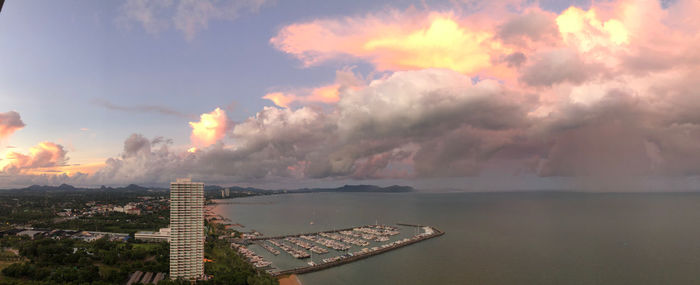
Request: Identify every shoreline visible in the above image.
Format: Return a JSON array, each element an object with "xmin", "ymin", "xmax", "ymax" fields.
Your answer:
[{"xmin": 278, "ymin": 274, "xmax": 302, "ymax": 285}]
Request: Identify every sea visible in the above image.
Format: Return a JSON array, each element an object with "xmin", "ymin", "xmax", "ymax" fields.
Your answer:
[{"xmin": 212, "ymin": 191, "xmax": 700, "ymax": 285}]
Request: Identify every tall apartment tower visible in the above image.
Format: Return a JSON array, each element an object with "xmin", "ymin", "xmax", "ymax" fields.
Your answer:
[{"xmin": 170, "ymin": 178, "xmax": 205, "ymax": 280}]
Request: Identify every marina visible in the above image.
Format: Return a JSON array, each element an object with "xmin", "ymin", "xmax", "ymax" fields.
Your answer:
[{"xmin": 232, "ymin": 223, "xmax": 444, "ymax": 277}]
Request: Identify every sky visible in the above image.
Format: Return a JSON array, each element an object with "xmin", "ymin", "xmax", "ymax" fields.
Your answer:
[{"xmin": 1, "ymin": 0, "xmax": 700, "ymax": 191}]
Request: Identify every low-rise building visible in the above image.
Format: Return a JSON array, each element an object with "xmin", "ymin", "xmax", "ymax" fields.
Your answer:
[
  {"xmin": 135, "ymin": 227, "xmax": 170, "ymax": 242},
  {"xmin": 17, "ymin": 230, "xmax": 46, "ymax": 239},
  {"xmin": 124, "ymin": 204, "xmax": 141, "ymax": 215}
]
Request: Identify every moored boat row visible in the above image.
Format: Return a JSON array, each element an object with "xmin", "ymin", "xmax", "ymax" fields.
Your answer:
[
  {"xmin": 258, "ymin": 241, "xmax": 280, "ymax": 255},
  {"xmin": 269, "ymin": 239, "xmax": 310, "ymax": 259},
  {"xmin": 232, "ymin": 243, "xmax": 273, "ymax": 268}
]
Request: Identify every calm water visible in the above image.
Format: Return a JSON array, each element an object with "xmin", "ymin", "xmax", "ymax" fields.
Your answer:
[{"xmin": 212, "ymin": 192, "xmax": 700, "ymax": 285}]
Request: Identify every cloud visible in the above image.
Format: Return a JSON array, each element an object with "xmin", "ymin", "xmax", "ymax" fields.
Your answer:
[
  {"xmin": 90, "ymin": 134, "xmax": 193, "ymax": 185},
  {"xmin": 270, "ymin": 11, "xmax": 513, "ymax": 75},
  {"xmin": 118, "ymin": 0, "xmax": 273, "ymax": 40},
  {"xmin": 336, "ymin": 69, "xmax": 525, "ymax": 139},
  {"xmin": 520, "ymin": 49, "xmax": 600, "ymax": 86},
  {"xmin": 255, "ymin": 0, "xmax": 700, "ymax": 186},
  {"xmin": 93, "ymin": 98, "xmax": 190, "ymax": 118},
  {"xmin": 555, "ymin": 6, "xmax": 629, "ymax": 52},
  {"xmin": 262, "ymin": 92, "xmax": 296, "ymax": 109},
  {"xmin": 189, "ymin": 107, "xmax": 230, "ymax": 147},
  {"xmin": 9, "ymin": 0, "xmax": 700, "ymax": 191},
  {"xmin": 73, "ymin": 69, "xmax": 525, "ymax": 185},
  {"xmin": 1, "ymin": 142, "xmax": 68, "ymax": 174},
  {"xmin": 0, "ymin": 111, "xmax": 25, "ymax": 139},
  {"xmin": 497, "ymin": 10, "xmax": 558, "ymax": 44},
  {"xmin": 501, "ymin": 52, "xmax": 527, "ymax": 68},
  {"xmin": 263, "ymin": 68, "xmax": 365, "ymax": 108},
  {"xmin": 117, "ymin": 0, "xmax": 172, "ymax": 35},
  {"xmin": 207, "ymin": 69, "xmax": 527, "ymax": 180}
]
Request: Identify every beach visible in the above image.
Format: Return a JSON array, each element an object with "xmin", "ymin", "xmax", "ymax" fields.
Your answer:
[{"xmin": 278, "ymin": 274, "xmax": 302, "ymax": 285}]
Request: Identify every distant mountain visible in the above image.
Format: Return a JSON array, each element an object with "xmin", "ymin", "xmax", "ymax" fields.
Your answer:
[
  {"xmin": 122, "ymin": 184, "xmax": 149, "ymax": 191},
  {"xmin": 57, "ymin": 184, "xmax": 76, "ymax": 190},
  {"xmin": 4, "ymin": 183, "xmax": 160, "ymax": 193},
  {"xmin": 298, "ymin": 185, "xmax": 413, "ymax": 193},
  {"xmin": 4, "ymin": 183, "xmax": 413, "ymax": 195},
  {"xmin": 208, "ymin": 184, "xmax": 414, "ymax": 195},
  {"xmin": 204, "ymin": 185, "xmax": 225, "ymax": 191}
]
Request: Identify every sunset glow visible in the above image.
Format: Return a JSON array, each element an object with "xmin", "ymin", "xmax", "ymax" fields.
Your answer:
[
  {"xmin": 263, "ymin": 84, "xmax": 341, "ymax": 108},
  {"xmin": 189, "ymin": 108, "xmax": 228, "ymax": 147},
  {"xmin": 556, "ymin": 6, "xmax": 630, "ymax": 52},
  {"xmin": 4, "ymin": 1, "xmax": 700, "ymax": 284},
  {"xmin": 2, "ymin": 142, "xmax": 67, "ymax": 174},
  {"xmin": 2, "ymin": 0, "xmax": 700, "ymax": 190},
  {"xmin": 362, "ymin": 17, "xmax": 501, "ymax": 73}
]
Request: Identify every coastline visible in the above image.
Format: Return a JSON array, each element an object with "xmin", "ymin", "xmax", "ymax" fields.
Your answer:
[{"xmin": 278, "ymin": 274, "xmax": 302, "ymax": 285}]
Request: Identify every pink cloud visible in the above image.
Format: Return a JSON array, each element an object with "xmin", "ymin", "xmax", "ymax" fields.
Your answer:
[
  {"xmin": 263, "ymin": 84, "xmax": 341, "ymax": 108},
  {"xmin": 2, "ymin": 142, "xmax": 68, "ymax": 174},
  {"xmin": 0, "ymin": 111, "xmax": 25, "ymax": 140},
  {"xmin": 189, "ymin": 107, "xmax": 229, "ymax": 147},
  {"xmin": 261, "ymin": 0, "xmax": 700, "ymax": 183},
  {"xmin": 9, "ymin": 0, "xmax": 700, "ymax": 189},
  {"xmin": 271, "ymin": 11, "xmax": 518, "ymax": 77},
  {"xmin": 263, "ymin": 68, "xmax": 364, "ymax": 108}
]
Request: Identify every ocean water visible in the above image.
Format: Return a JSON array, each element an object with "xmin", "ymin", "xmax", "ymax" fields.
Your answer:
[{"xmin": 212, "ymin": 192, "xmax": 700, "ymax": 285}]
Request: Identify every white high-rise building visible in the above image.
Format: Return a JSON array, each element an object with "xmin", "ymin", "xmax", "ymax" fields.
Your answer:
[{"xmin": 169, "ymin": 178, "xmax": 205, "ymax": 280}]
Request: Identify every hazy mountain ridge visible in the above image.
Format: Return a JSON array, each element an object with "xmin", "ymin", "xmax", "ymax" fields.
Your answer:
[{"xmin": 2, "ymin": 184, "xmax": 413, "ymax": 194}]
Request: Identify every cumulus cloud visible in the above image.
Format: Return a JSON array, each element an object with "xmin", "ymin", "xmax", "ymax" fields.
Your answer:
[
  {"xmin": 263, "ymin": 68, "xmax": 365, "ymax": 108},
  {"xmin": 501, "ymin": 52, "xmax": 527, "ymax": 68},
  {"xmin": 189, "ymin": 107, "xmax": 230, "ymax": 148},
  {"xmin": 0, "ymin": 111, "xmax": 25, "ymax": 139},
  {"xmin": 68, "ymin": 69, "xmax": 527, "ymax": 185},
  {"xmin": 270, "ymin": 12, "xmax": 513, "ymax": 76},
  {"xmin": 497, "ymin": 10, "xmax": 558, "ymax": 44},
  {"xmin": 555, "ymin": 6, "xmax": 629, "ymax": 52},
  {"xmin": 118, "ymin": 0, "xmax": 272, "ymax": 40},
  {"xmin": 90, "ymin": 134, "xmax": 192, "ymax": 185},
  {"xmin": 1, "ymin": 142, "xmax": 68, "ymax": 174},
  {"xmin": 520, "ymin": 49, "xmax": 600, "ymax": 86},
  {"xmin": 336, "ymin": 69, "xmax": 526, "ymax": 140},
  {"xmin": 259, "ymin": 0, "xmax": 700, "ymax": 186},
  {"xmin": 263, "ymin": 84, "xmax": 344, "ymax": 108}
]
